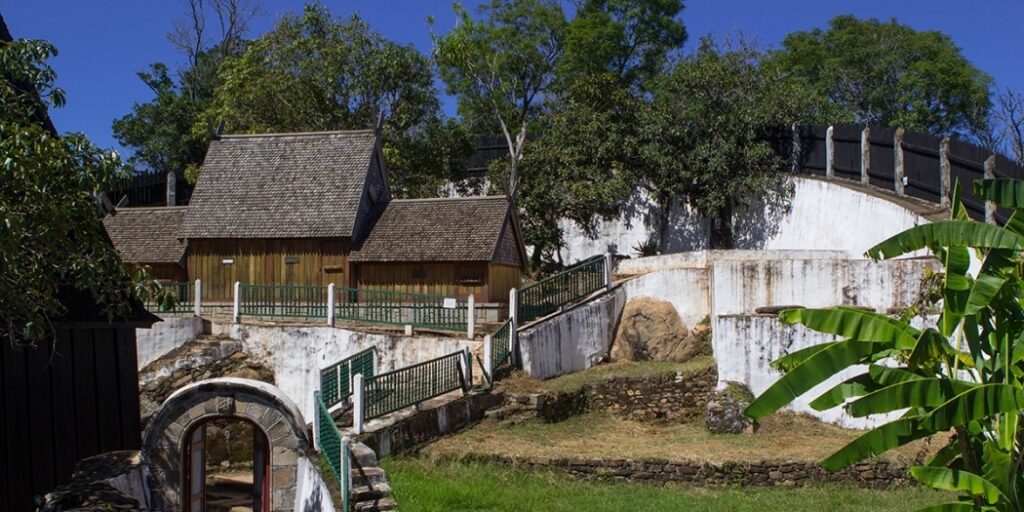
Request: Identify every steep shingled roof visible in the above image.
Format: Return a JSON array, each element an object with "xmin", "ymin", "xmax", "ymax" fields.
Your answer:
[
  {"xmin": 349, "ymin": 196, "xmax": 518, "ymax": 262},
  {"xmin": 179, "ymin": 130, "xmax": 378, "ymax": 238},
  {"xmin": 102, "ymin": 206, "xmax": 188, "ymax": 264}
]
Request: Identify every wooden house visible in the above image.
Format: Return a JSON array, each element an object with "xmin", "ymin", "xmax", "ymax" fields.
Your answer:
[
  {"xmin": 171, "ymin": 129, "xmax": 525, "ymax": 302},
  {"xmin": 102, "ymin": 206, "xmax": 188, "ymax": 282},
  {"xmin": 349, "ymin": 196, "xmax": 526, "ymax": 302}
]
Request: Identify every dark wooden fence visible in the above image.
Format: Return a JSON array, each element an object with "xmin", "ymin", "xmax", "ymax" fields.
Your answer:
[
  {"xmin": 108, "ymin": 170, "xmax": 193, "ymax": 207},
  {"xmin": 0, "ymin": 326, "xmax": 142, "ymax": 511},
  {"xmin": 789, "ymin": 124, "xmax": 1024, "ymax": 223}
]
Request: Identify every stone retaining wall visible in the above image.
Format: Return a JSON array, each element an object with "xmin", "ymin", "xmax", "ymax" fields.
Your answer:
[{"xmin": 445, "ymin": 452, "xmax": 912, "ymax": 489}]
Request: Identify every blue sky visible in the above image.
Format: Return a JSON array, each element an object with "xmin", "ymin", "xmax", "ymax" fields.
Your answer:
[{"xmin": 3, "ymin": 0, "xmax": 1023, "ymax": 155}]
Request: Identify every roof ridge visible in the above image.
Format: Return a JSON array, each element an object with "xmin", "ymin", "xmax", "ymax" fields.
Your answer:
[
  {"xmin": 114, "ymin": 206, "xmax": 189, "ymax": 212},
  {"xmin": 217, "ymin": 129, "xmax": 376, "ymax": 139},
  {"xmin": 390, "ymin": 195, "xmax": 508, "ymax": 204}
]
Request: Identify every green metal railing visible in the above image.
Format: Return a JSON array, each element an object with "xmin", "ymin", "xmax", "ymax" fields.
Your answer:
[
  {"xmin": 146, "ymin": 281, "xmax": 195, "ymax": 314},
  {"xmin": 490, "ymin": 319, "xmax": 512, "ymax": 370},
  {"xmin": 517, "ymin": 255, "xmax": 606, "ymax": 323},
  {"xmin": 239, "ymin": 284, "xmax": 327, "ymax": 318},
  {"xmin": 315, "ymin": 391, "xmax": 350, "ymax": 511},
  {"xmin": 320, "ymin": 348, "xmax": 375, "ymax": 409},
  {"xmin": 363, "ymin": 351, "xmax": 465, "ymax": 420},
  {"xmin": 335, "ymin": 287, "xmax": 467, "ymax": 331}
]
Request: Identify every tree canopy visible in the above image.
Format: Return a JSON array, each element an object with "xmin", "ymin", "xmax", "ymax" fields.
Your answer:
[{"xmin": 769, "ymin": 15, "xmax": 993, "ymax": 135}]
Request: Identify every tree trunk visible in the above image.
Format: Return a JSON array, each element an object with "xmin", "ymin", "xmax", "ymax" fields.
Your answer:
[{"xmin": 709, "ymin": 204, "xmax": 734, "ymax": 250}]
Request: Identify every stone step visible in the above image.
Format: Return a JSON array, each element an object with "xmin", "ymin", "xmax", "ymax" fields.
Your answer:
[
  {"xmin": 352, "ymin": 482, "xmax": 392, "ymax": 501},
  {"xmin": 351, "ymin": 442, "xmax": 378, "ymax": 467},
  {"xmin": 354, "ymin": 497, "xmax": 397, "ymax": 512},
  {"xmin": 352, "ymin": 467, "xmax": 388, "ymax": 486}
]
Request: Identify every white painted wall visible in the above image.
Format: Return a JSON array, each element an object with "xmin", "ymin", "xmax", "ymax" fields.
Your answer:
[
  {"xmin": 294, "ymin": 456, "xmax": 339, "ymax": 512},
  {"xmin": 135, "ymin": 315, "xmax": 204, "ymax": 368},
  {"xmin": 621, "ymin": 267, "xmax": 710, "ymax": 329},
  {"xmin": 209, "ymin": 321, "xmax": 480, "ymax": 421},
  {"xmin": 560, "ymin": 176, "xmax": 933, "ymax": 263},
  {"xmin": 518, "ymin": 287, "xmax": 626, "ymax": 380}
]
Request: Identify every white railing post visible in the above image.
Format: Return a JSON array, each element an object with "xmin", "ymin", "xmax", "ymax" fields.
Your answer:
[
  {"xmin": 460, "ymin": 347, "xmax": 472, "ymax": 391},
  {"xmin": 327, "ymin": 283, "xmax": 336, "ymax": 327},
  {"xmin": 825, "ymin": 125, "xmax": 835, "ymax": 178},
  {"xmin": 509, "ymin": 288, "xmax": 517, "ymax": 324},
  {"xmin": 940, "ymin": 136, "xmax": 952, "ymax": 207},
  {"xmin": 894, "ymin": 128, "xmax": 906, "ymax": 195},
  {"xmin": 985, "ymin": 155, "xmax": 997, "ymax": 224},
  {"xmin": 467, "ymin": 295, "xmax": 475, "ymax": 339},
  {"xmin": 510, "ymin": 317, "xmax": 518, "ymax": 368},
  {"xmin": 604, "ymin": 252, "xmax": 613, "ymax": 291},
  {"xmin": 341, "ymin": 436, "xmax": 351, "ymax": 511},
  {"xmin": 194, "ymin": 279, "xmax": 202, "ymax": 317},
  {"xmin": 483, "ymin": 335, "xmax": 493, "ymax": 382},
  {"xmin": 232, "ymin": 281, "xmax": 241, "ymax": 323},
  {"xmin": 312, "ymin": 391, "xmax": 322, "ymax": 452},
  {"xmin": 860, "ymin": 126, "xmax": 871, "ymax": 186},
  {"xmin": 352, "ymin": 373, "xmax": 365, "ymax": 434}
]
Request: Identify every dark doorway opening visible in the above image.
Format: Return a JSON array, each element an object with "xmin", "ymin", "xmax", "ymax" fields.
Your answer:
[{"xmin": 183, "ymin": 417, "xmax": 270, "ymax": 512}]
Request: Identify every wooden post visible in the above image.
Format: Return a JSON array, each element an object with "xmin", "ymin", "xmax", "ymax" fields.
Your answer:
[
  {"xmin": 985, "ymin": 155, "xmax": 997, "ymax": 224},
  {"xmin": 193, "ymin": 279, "xmax": 201, "ymax": 317},
  {"xmin": 860, "ymin": 127, "xmax": 871, "ymax": 185},
  {"xmin": 232, "ymin": 281, "xmax": 241, "ymax": 323},
  {"xmin": 790, "ymin": 122, "xmax": 800, "ymax": 173},
  {"xmin": 483, "ymin": 334, "xmax": 493, "ymax": 383},
  {"xmin": 352, "ymin": 374, "xmax": 364, "ymax": 434},
  {"xmin": 894, "ymin": 128, "xmax": 906, "ymax": 195},
  {"xmin": 825, "ymin": 125, "xmax": 835, "ymax": 178},
  {"xmin": 327, "ymin": 283, "xmax": 335, "ymax": 327},
  {"xmin": 166, "ymin": 171, "xmax": 176, "ymax": 206},
  {"xmin": 940, "ymin": 137, "xmax": 951, "ymax": 207},
  {"xmin": 467, "ymin": 295, "xmax": 475, "ymax": 339}
]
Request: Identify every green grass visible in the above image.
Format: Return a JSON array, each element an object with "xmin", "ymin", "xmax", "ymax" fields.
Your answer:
[
  {"xmin": 499, "ymin": 356, "xmax": 716, "ymax": 394},
  {"xmin": 382, "ymin": 458, "xmax": 951, "ymax": 512}
]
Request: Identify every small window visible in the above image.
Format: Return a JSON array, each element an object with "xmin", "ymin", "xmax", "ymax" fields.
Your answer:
[{"xmin": 456, "ymin": 265, "xmax": 484, "ymax": 285}]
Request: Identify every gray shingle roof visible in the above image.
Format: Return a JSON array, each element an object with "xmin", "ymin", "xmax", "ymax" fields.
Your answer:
[
  {"xmin": 179, "ymin": 130, "xmax": 378, "ymax": 239},
  {"xmin": 350, "ymin": 196, "xmax": 515, "ymax": 262},
  {"xmin": 102, "ymin": 207, "xmax": 188, "ymax": 264}
]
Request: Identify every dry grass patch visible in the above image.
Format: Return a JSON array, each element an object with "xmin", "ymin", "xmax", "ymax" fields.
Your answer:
[
  {"xmin": 498, "ymin": 356, "xmax": 716, "ymax": 395},
  {"xmin": 424, "ymin": 410, "xmax": 935, "ymax": 464}
]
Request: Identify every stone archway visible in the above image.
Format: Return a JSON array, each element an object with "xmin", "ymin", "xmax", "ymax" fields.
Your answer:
[{"xmin": 143, "ymin": 378, "xmax": 310, "ymax": 512}]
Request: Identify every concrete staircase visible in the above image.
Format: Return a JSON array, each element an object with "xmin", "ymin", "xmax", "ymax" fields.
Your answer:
[{"xmin": 350, "ymin": 442, "xmax": 396, "ymax": 511}]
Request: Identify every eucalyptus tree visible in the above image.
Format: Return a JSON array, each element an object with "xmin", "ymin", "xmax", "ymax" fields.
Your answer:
[{"xmin": 747, "ymin": 180, "xmax": 1024, "ymax": 510}]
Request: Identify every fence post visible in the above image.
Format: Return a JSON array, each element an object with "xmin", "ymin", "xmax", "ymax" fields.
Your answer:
[
  {"xmin": 509, "ymin": 288, "xmax": 517, "ymax": 324},
  {"xmin": 790, "ymin": 122, "xmax": 800, "ymax": 173},
  {"xmin": 825, "ymin": 125, "xmax": 835, "ymax": 178},
  {"xmin": 985, "ymin": 155, "xmax": 997, "ymax": 224},
  {"xmin": 353, "ymin": 373, "xmax": 365, "ymax": 434},
  {"xmin": 460, "ymin": 347, "xmax": 473, "ymax": 391},
  {"xmin": 166, "ymin": 170, "xmax": 176, "ymax": 206},
  {"xmin": 894, "ymin": 128, "xmax": 906, "ymax": 195},
  {"xmin": 940, "ymin": 137, "xmax": 951, "ymax": 207},
  {"xmin": 312, "ymin": 391, "xmax": 322, "ymax": 452},
  {"xmin": 340, "ymin": 436, "xmax": 351, "ymax": 512},
  {"xmin": 193, "ymin": 279, "xmax": 202, "ymax": 317},
  {"xmin": 510, "ymin": 317, "xmax": 519, "ymax": 369},
  {"xmin": 483, "ymin": 334, "xmax": 493, "ymax": 382},
  {"xmin": 604, "ymin": 252, "xmax": 613, "ymax": 291},
  {"xmin": 860, "ymin": 127, "xmax": 871, "ymax": 186},
  {"xmin": 467, "ymin": 295, "xmax": 475, "ymax": 339},
  {"xmin": 232, "ymin": 281, "xmax": 241, "ymax": 323},
  {"xmin": 327, "ymin": 283, "xmax": 335, "ymax": 327}
]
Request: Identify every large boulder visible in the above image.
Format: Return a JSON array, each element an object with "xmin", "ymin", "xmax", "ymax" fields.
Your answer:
[{"xmin": 612, "ymin": 297, "xmax": 699, "ymax": 362}]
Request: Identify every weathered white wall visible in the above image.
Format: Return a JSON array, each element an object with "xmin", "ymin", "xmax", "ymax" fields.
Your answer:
[
  {"xmin": 560, "ymin": 176, "xmax": 933, "ymax": 262},
  {"xmin": 518, "ymin": 287, "xmax": 626, "ymax": 380},
  {"xmin": 615, "ymin": 249, "xmax": 854, "ymax": 276},
  {"xmin": 294, "ymin": 456, "xmax": 338, "ymax": 512},
  {"xmin": 136, "ymin": 315, "xmax": 204, "ymax": 368},
  {"xmin": 209, "ymin": 321, "xmax": 480, "ymax": 420},
  {"xmin": 621, "ymin": 268, "xmax": 711, "ymax": 329}
]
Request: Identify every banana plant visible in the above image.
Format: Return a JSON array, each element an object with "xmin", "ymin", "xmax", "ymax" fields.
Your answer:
[{"xmin": 745, "ymin": 178, "xmax": 1024, "ymax": 511}]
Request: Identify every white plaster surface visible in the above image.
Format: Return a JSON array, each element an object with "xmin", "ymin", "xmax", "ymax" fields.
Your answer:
[
  {"xmin": 135, "ymin": 315, "xmax": 204, "ymax": 368},
  {"xmin": 621, "ymin": 267, "xmax": 710, "ymax": 329},
  {"xmin": 518, "ymin": 287, "xmax": 626, "ymax": 380},
  {"xmin": 294, "ymin": 456, "xmax": 338, "ymax": 512}
]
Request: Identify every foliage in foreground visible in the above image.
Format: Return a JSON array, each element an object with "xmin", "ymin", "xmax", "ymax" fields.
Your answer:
[
  {"xmin": 747, "ymin": 179, "xmax": 1024, "ymax": 510},
  {"xmin": 382, "ymin": 457, "xmax": 948, "ymax": 512}
]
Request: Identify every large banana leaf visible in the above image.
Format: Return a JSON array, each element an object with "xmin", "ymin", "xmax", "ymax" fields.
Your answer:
[
  {"xmin": 910, "ymin": 466, "xmax": 1007, "ymax": 505},
  {"xmin": 964, "ymin": 249, "xmax": 1016, "ymax": 316},
  {"xmin": 974, "ymin": 178, "xmax": 1024, "ymax": 210},
  {"xmin": 917, "ymin": 384, "xmax": 1024, "ymax": 431},
  {"xmin": 845, "ymin": 378, "xmax": 975, "ymax": 417},
  {"xmin": 865, "ymin": 221, "xmax": 1024, "ymax": 261},
  {"xmin": 770, "ymin": 341, "xmax": 838, "ymax": 373},
  {"xmin": 809, "ymin": 365, "xmax": 924, "ymax": 411},
  {"xmin": 745, "ymin": 339, "xmax": 880, "ymax": 419},
  {"xmin": 821, "ymin": 416, "xmax": 929, "ymax": 470},
  {"xmin": 779, "ymin": 307, "xmax": 920, "ymax": 349}
]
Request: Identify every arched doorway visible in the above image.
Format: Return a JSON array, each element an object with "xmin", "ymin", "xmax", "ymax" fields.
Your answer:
[{"xmin": 183, "ymin": 417, "xmax": 271, "ymax": 512}]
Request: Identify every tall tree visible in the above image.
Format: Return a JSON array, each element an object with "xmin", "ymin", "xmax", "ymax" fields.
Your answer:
[
  {"xmin": 559, "ymin": 0, "xmax": 686, "ymax": 91},
  {"xmin": 770, "ymin": 15, "xmax": 992, "ymax": 135},
  {"xmin": 433, "ymin": 0, "xmax": 566, "ymax": 196},
  {"xmin": 993, "ymin": 89, "xmax": 1024, "ymax": 164},
  {"xmin": 0, "ymin": 36, "xmax": 142, "ymax": 346},
  {"xmin": 206, "ymin": 4, "xmax": 469, "ymax": 196},
  {"xmin": 642, "ymin": 38, "xmax": 815, "ymax": 249}
]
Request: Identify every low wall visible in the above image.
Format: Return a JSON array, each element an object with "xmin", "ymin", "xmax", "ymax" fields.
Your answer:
[
  {"xmin": 518, "ymin": 287, "xmax": 627, "ymax": 380},
  {"xmin": 446, "ymin": 452, "xmax": 912, "ymax": 489},
  {"xmin": 209, "ymin": 320, "xmax": 481, "ymax": 421},
  {"xmin": 135, "ymin": 315, "xmax": 204, "ymax": 368}
]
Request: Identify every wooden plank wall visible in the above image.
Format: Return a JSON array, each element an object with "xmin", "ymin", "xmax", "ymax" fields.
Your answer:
[
  {"xmin": 487, "ymin": 264, "xmax": 522, "ymax": 302},
  {"xmin": 188, "ymin": 238, "xmax": 349, "ymax": 301},
  {"xmin": 354, "ymin": 262, "xmax": 489, "ymax": 300},
  {"xmin": 1, "ymin": 327, "xmax": 141, "ymax": 512}
]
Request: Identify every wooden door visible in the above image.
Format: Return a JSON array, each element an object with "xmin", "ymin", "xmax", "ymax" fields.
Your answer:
[
  {"xmin": 253, "ymin": 426, "xmax": 270, "ymax": 512},
  {"xmin": 187, "ymin": 425, "xmax": 206, "ymax": 512}
]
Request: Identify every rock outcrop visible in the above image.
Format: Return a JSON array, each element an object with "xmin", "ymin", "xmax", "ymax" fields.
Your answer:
[{"xmin": 612, "ymin": 298, "xmax": 704, "ymax": 362}]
